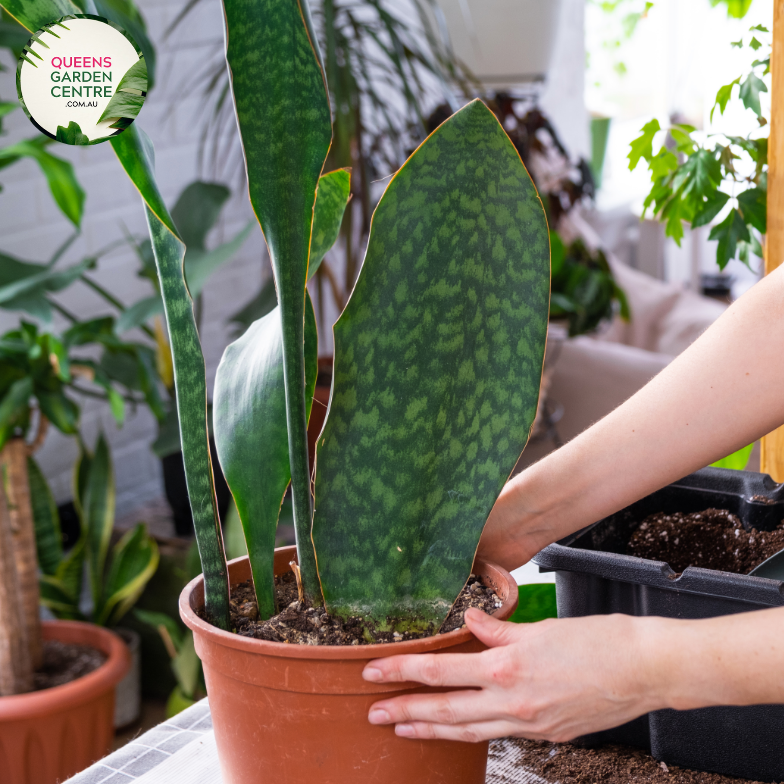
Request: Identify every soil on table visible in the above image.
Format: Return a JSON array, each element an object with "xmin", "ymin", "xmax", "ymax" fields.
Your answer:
[
  {"xmin": 226, "ymin": 571, "xmax": 502, "ymax": 646},
  {"xmin": 34, "ymin": 639, "xmax": 106, "ymax": 691},
  {"xmin": 508, "ymin": 738, "xmax": 772, "ymax": 784},
  {"xmin": 626, "ymin": 508, "xmax": 784, "ymax": 575}
]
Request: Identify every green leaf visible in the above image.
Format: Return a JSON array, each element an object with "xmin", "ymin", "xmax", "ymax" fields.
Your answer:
[
  {"xmin": 98, "ymin": 57, "xmax": 147, "ymax": 124},
  {"xmin": 711, "ymin": 443, "xmax": 754, "ymax": 470},
  {"xmin": 628, "ymin": 119, "xmax": 661, "ymax": 171},
  {"xmin": 184, "ymin": 223, "xmax": 254, "ymax": 297},
  {"xmin": 93, "ymin": 0, "xmax": 156, "ymax": 89},
  {"xmin": 56, "ymin": 121, "xmax": 90, "ymax": 145},
  {"xmin": 309, "ymin": 168, "xmax": 351, "ymax": 278},
  {"xmin": 709, "ymin": 208, "xmax": 751, "ymax": 270},
  {"xmin": 672, "ymin": 148, "xmax": 722, "ymax": 201},
  {"xmin": 0, "ymin": 254, "xmax": 94, "ymax": 306},
  {"xmin": 77, "ymin": 434, "xmax": 115, "ymax": 611},
  {"xmin": 509, "ymin": 584, "xmax": 557, "ymax": 624},
  {"xmin": 213, "ymin": 295, "xmax": 318, "ymax": 619},
  {"xmin": 692, "ymin": 191, "xmax": 730, "ymax": 228},
  {"xmin": 549, "ymin": 231, "xmax": 565, "ymax": 276},
  {"xmin": 0, "ymin": 141, "xmax": 85, "ymax": 226},
  {"xmin": 134, "ymin": 608, "xmax": 185, "ymax": 653},
  {"xmin": 712, "ymin": 78, "xmax": 740, "ymax": 121},
  {"xmin": 36, "ymin": 390, "xmax": 79, "ymax": 434},
  {"xmin": 171, "ymin": 181, "xmax": 230, "ymax": 252},
  {"xmin": 96, "ymin": 522, "xmax": 159, "ymax": 626},
  {"xmin": 0, "ymin": 376, "xmax": 32, "ymax": 449},
  {"xmin": 312, "ymin": 100, "xmax": 550, "ymax": 631},
  {"xmin": 114, "ymin": 294, "xmax": 163, "ymax": 335},
  {"xmin": 0, "ymin": 1, "xmax": 80, "ymax": 31},
  {"xmin": 171, "ymin": 629, "xmax": 200, "ymax": 698},
  {"xmin": 710, "ymin": 0, "xmax": 753, "ymax": 18},
  {"xmin": 739, "ymin": 72, "xmax": 767, "ymax": 116},
  {"xmin": 27, "ymin": 456, "xmax": 62, "ymax": 575},
  {"xmin": 111, "ymin": 124, "xmax": 230, "ymax": 629},
  {"xmin": 737, "ymin": 186, "xmax": 767, "ymax": 233},
  {"xmin": 222, "ymin": 0, "xmax": 332, "ymax": 604},
  {"xmin": 39, "ymin": 537, "xmax": 85, "ymax": 619}
]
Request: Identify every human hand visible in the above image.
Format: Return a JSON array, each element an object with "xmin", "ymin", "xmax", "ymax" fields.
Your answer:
[{"xmin": 363, "ymin": 609, "xmax": 668, "ymax": 743}]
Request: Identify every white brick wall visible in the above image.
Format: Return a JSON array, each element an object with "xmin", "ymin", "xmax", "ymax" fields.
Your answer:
[{"xmin": 0, "ymin": 0, "xmax": 586, "ymax": 517}]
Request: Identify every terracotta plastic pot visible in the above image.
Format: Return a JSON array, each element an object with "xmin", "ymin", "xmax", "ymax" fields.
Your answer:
[
  {"xmin": 181, "ymin": 546, "xmax": 518, "ymax": 784},
  {"xmin": 0, "ymin": 620, "xmax": 131, "ymax": 784}
]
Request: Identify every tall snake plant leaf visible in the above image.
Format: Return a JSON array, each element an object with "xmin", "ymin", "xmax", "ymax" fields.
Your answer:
[
  {"xmin": 96, "ymin": 522, "xmax": 159, "ymax": 626},
  {"xmin": 312, "ymin": 100, "xmax": 551, "ymax": 631},
  {"xmin": 77, "ymin": 434, "xmax": 115, "ymax": 608},
  {"xmin": 27, "ymin": 456, "xmax": 62, "ymax": 576},
  {"xmin": 227, "ymin": 168, "xmax": 351, "ymax": 337},
  {"xmin": 214, "ymin": 294, "xmax": 318, "ymax": 619},
  {"xmin": 111, "ymin": 125, "xmax": 230, "ymax": 629},
  {"xmin": 222, "ymin": 0, "xmax": 332, "ymax": 602}
]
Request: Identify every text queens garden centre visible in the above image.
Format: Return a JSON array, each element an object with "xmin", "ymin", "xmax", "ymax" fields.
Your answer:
[{"xmin": 50, "ymin": 56, "xmax": 114, "ymax": 103}]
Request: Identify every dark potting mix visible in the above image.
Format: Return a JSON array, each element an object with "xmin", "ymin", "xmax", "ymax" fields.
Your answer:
[
  {"xmin": 627, "ymin": 507, "xmax": 784, "ymax": 574},
  {"xmin": 34, "ymin": 639, "xmax": 106, "ymax": 691},
  {"xmin": 226, "ymin": 571, "xmax": 502, "ymax": 646},
  {"xmin": 493, "ymin": 738, "xmax": 772, "ymax": 784}
]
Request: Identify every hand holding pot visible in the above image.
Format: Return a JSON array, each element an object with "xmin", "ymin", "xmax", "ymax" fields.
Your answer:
[{"xmin": 364, "ymin": 609, "xmax": 666, "ymax": 743}]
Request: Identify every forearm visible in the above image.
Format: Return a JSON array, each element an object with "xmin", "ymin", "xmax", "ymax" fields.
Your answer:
[
  {"xmin": 647, "ymin": 607, "xmax": 784, "ymax": 711},
  {"xmin": 486, "ymin": 267, "xmax": 784, "ymax": 568}
]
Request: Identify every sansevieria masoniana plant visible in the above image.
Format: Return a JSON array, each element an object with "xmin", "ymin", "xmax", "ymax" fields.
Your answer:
[{"xmin": 6, "ymin": 0, "xmax": 549, "ymax": 637}]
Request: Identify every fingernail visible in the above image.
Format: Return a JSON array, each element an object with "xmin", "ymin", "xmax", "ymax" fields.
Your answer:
[
  {"xmin": 363, "ymin": 667, "xmax": 383, "ymax": 682},
  {"xmin": 368, "ymin": 709, "xmax": 390, "ymax": 724},
  {"xmin": 396, "ymin": 724, "xmax": 415, "ymax": 738}
]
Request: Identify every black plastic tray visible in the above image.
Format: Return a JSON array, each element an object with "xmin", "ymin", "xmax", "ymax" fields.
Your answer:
[{"xmin": 533, "ymin": 467, "xmax": 784, "ymax": 782}]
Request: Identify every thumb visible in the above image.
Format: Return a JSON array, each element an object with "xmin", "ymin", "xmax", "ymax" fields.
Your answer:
[{"xmin": 465, "ymin": 607, "xmax": 525, "ymax": 649}]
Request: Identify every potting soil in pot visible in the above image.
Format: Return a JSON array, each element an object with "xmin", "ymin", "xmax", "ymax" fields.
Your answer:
[
  {"xmin": 492, "ymin": 738, "xmax": 773, "ymax": 784},
  {"xmin": 626, "ymin": 508, "xmax": 784, "ymax": 574},
  {"xmin": 225, "ymin": 571, "xmax": 502, "ymax": 645},
  {"xmin": 34, "ymin": 639, "xmax": 107, "ymax": 690}
]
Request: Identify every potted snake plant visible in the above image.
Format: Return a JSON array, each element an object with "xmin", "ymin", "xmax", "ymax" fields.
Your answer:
[{"xmin": 67, "ymin": 0, "xmax": 550, "ymax": 780}]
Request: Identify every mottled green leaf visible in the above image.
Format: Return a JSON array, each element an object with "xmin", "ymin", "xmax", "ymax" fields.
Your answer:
[
  {"xmin": 510, "ymin": 584, "xmax": 557, "ymax": 624},
  {"xmin": 312, "ymin": 100, "xmax": 550, "ymax": 631},
  {"xmin": 96, "ymin": 523, "xmax": 159, "ymax": 626},
  {"xmin": 309, "ymin": 168, "xmax": 350, "ymax": 277},
  {"xmin": 111, "ymin": 125, "xmax": 230, "ymax": 629},
  {"xmin": 214, "ymin": 295, "xmax": 318, "ymax": 619},
  {"xmin": 222, "ymin": 0, "xmax": 332, "ymax": 603},
  {"xmin": 28, "ymin": 456, "xmax": 62, "ymax": 576}
]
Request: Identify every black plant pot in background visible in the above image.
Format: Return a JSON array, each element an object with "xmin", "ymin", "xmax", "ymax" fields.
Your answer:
[
  {"xmin": 535, "ymin": 467, "xmax": 784, "ymax": 783},
  {"xmin": 162, "ymin": 438, "xmax": 232, "ymax": 537}
]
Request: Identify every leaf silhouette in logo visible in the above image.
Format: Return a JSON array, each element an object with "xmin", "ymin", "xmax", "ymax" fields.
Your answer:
[
  {"xmin": 56, "ymin": 121, "xmax": 90, "ymax": 145},
  {"xmin": 99, "ymin": 57, "xmax": 148, "ymax": 128}
]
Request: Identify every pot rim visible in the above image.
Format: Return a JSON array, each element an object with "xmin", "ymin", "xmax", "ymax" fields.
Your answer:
[
  {"xmin": 180, "ymin": 549, "xmax": 519, "ymax": 660},
  {"xmin": 0, "ymin": 620, "xmax": 131, "ymax": 718}
]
